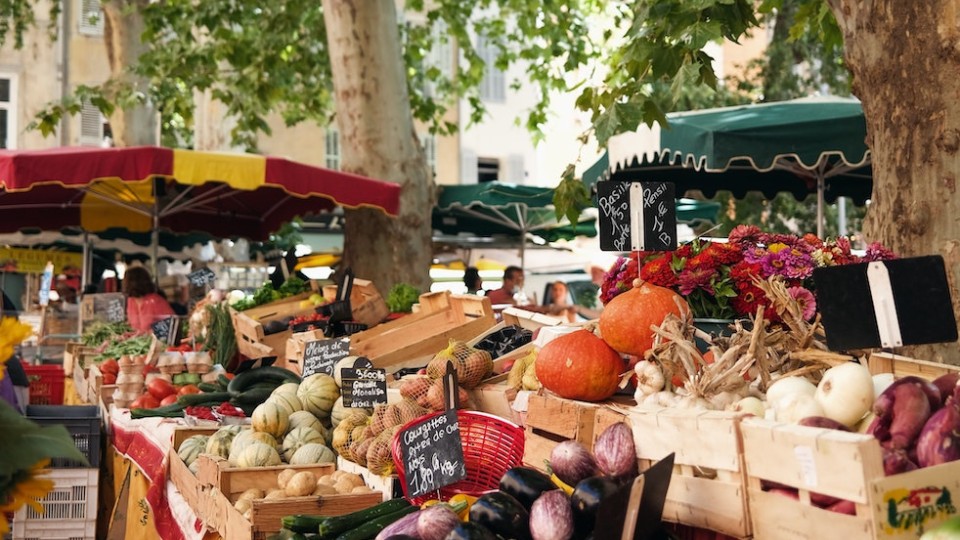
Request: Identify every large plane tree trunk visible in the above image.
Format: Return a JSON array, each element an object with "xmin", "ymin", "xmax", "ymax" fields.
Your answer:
[
  {"xmin": 830, "ymin": 1, "xmax": 960, "ymax": 363},
  {"xmin": 322, "ymin": 0, "xmax": 434, "ymax": 295},
  {"xmin": 102, "ymin": 0, "xmax": 157, "ymax": 146}
]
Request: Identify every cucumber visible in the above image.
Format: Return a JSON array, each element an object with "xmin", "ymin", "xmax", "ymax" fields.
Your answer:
[
  {"xmin": 130, "ymin": 402, "xmax": 185, "ymax": 419},
  {"xmin": 178, "ymin": 391, "xmax": 232, "ymax": 406},
  {"xmin": 231, "ymin": 386, "xmax": 273, "ymax": 406},
  {"xmin": 197, "ymin": 382, "xmax": 220, "ymax": 393},
  {"xmin": 282, "ymin": 498, "xmax": 411, "ymax": 535},
  {"xmin": 228, "ymin": 366, "xmax": 300, "ymax": 396},
  {"xmin": 217, "ymin": 374, "xmax": 232, "ymax": 390},
  {"xmin": 333, "ymin": 505, "xmax": 418, "ymax": 540}
]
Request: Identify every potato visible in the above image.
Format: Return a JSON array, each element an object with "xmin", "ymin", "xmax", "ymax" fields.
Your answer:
[
  {"xmin": 285, "ymin": 471, "xmax": 318, "ymax": 497},
  {"xmin": 318, "ymin": 475, "xmax": 337, "ymax": 487},
  {"xmin": 312, "ymin": 484, "xmax": 338, "ymax": 496},
  {"xmin": 333, "ymin": 478, "xmax": 356, "ymax": 494},
  {"xmin": 329, "ymin": 469, "xmax": 346, "ymax": 481},
  {"xmin": 277, "ymin": 468, "xmax": 297, "ymax": 490},
  {"xmin": 265, "ymin": 489, "xmax": 286, "ymax": 500},
  {"xmin": 237, "ymin": 488, "xmax": 265, "ymax": 501},
  {"xmin": 340, "ymin": 473, "xmax": 365, "ymax": 488},
  {"xmin": 351, "ymin": 485, "xmax": 373, "ymax": 493},
  {"xmin": 234, "ymin": 498, "xmax": 253, "ymax": 513}
]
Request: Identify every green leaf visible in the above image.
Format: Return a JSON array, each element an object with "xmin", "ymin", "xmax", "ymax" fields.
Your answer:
[
  {"xmin": 0, "ymin": 404, "xmax": 89, "ymax": 476},
  {"xmin": 553, "ymin": 176, "xmax": 590, "ymax": 227}
]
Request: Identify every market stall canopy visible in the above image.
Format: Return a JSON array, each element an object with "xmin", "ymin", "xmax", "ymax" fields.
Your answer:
[
  {"xmin": 0, "ymin": 146, "xmax": 401, "ymax": 241},
  {"xmin": 590, "ymin": 96, "xmax": 872, "ymax": 237}
]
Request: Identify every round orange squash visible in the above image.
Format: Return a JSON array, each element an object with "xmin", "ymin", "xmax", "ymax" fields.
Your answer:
[
  {"xmin": 536, "ymin": 329, "xmax": 624, "ymax": 402},
  {"xmin": 599, "ymin": 280, "xmax": 689, "ymax": 357}
]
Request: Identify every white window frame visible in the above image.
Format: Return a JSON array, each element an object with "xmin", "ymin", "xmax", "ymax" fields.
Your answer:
[
  {"xmin": 0, "ymin": 73, "xmax": 18, "ymax": 149},
  {"xmin": 79, "ymin": 98, "xmax": 105, "ymax": 146},
  {"xmin": 325, "ymin": 128, "xmax": 341, "ymax": 170},
  {"xmin": 477, "ymin": 34, "xmax": 505, "ymax": 103},
  {"xmin": 79, "ymin": 0, "xmax": 105, "ymax": 37}
]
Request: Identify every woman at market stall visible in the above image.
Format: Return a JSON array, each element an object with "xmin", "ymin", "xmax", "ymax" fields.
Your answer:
[{"xmin": 123, "ymin": 266, "xmax": 175, "ymax": 333}]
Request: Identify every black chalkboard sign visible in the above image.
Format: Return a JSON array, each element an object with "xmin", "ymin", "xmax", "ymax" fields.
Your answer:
[
  {"xmin": 301, "ymin": 338, "xmax": 351, "ymax": 378},
  {"xmin": 814, "ymin": 255, "xmax": 958, "ymax": 351},
  {"xmin": 151, "ymin": 317, "xmax": 181, "ymax": 345},
  {"xmin": 105, "ymin": 295, "xmax": 126, "ymax": 323},
  {"xmin": 187, "ymin": 268, "xmax": 217, "ymax": 287},
  {"xmin": 341, "ymin": 366, "xmax": 387, "ymax": 408},
  {"xmin": 398, "ymin": 409, "xmax": 467, "ymax": 499},
  {"xmin": 594, "ymin": 453, "xmax": 675, "ymax": 540},
  {"xmin": 597, "ymin": 181, "xmax": 678, "ymax": 252}
]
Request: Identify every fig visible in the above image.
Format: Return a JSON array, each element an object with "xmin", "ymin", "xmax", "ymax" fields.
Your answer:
[
  {"xmin": 550, "ymin": 441, "xmax": 599, "ymax": 487},
  {"xmin": 916, "ymin": 405, "xmax": 960, "ymax": 468},
  {"xmin": 593, "ymin": 422, "xmax": 638, "ymax": 478}
]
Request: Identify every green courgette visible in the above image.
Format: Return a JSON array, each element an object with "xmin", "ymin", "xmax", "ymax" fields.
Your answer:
[
  {"xmin": 217, "ymin": 374, "xmax": 232, "ymax": 390},
  {"xmin": 197, "ymin": 382, "xmax": 220, "ymax": 393},
  {"xmin": 228, "ymin": 366, "xmax": 300, "ymax": 396},
  {"xmin": 333, "ymin": 505, "xmax": 418, "ymax": 540},
  {"xmin": 130, "ymin": 402, "xmax": 186, "ymax": 419},
  {"xmin": 231, "ymin": 386, "xmax": 274, "ymax": 406},
  {"xmin": 178, "ymin": 391, "xmax": 232, "ymax": 406},
  {"xmin": 282, "ymin": 498, "xmax": 411, "ymax": 535}
]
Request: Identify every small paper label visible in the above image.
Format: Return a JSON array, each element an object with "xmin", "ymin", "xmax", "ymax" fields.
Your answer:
[{"xmin": 793, "ymin": 445, "xmax": 818, "ymax": 488}]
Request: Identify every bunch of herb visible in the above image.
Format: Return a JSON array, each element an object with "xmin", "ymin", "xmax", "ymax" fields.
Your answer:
[
  {"xmin": 278, "ymin": 276, "xmax": 309, "ymax": 296},
  {"xmin": 203, "ymin": 303, "xmax": 237, "ymax": 367},
  {"xmin": 386, "ymin": 283, "xmax": 420, "ymax": 313},
  {"xmin": 81, "ymin": 321, "xmax": 134, "ymax": 347},
  {"xmin": 94, "ymin": 333, "xmax": 152, "ymax": 362}
]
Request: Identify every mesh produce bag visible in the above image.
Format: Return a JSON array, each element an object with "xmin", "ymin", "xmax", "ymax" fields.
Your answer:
[{"xmin": 425, "ymin": 339, "xmax": 493, "ymax": 389}]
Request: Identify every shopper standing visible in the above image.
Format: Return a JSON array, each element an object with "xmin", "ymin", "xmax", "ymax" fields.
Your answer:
[{"xmin": 123, "ymin": 266, "xmax": 175, "ymax": 333}]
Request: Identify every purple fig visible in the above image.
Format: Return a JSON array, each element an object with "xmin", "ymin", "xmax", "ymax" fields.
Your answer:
[{"xmin": 917, "ymin": 405, "xmax": 960, "ymax": 468}]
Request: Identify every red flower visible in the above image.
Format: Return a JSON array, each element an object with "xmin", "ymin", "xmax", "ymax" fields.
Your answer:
[
  {"xmin": 728, "ymin": 225, "xmax": 761, "ymax": 246},
  {"xmin": 640, "ymin": 255, "xmax": 677, "ymax": 287},
  {"xmin": 678, "ymin": 267, "xmax": 714, "ymax": 296},
  {"xmin": 674, "ymin": 244, "xmax": 694, "ymax": 259},
  {"xmin": 730, "ymin": 261, "xmax": 762, "ymax": 286},
  {"xmin": 687, "ymin": 252, "xmax": 717, "ymax": 272},
  {"xmin": 704, "ymin": 241, "xmax": 743, "ymax": 265}
]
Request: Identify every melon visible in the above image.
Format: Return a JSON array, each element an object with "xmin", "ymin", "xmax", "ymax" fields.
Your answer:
[
  {"xmin": 297, "ymin": 374, "xmax": 340, "ymax": 418},
  {"xmin": 330, "ymin": 397, "xmax": 373, "ymax": 429},
  {"xmin": 599, "ymin": 280, "xmax": 689, "ymax": 357},
  {"xmin": 287, "ymin": 410, "xmax": 326, "ymax": 436},
  {"xmin": 178, "ymin": 435, "xmax": 209, "ymax": 466},
  {"xmin": 229, "ymin": 430, "xmax": 278, "ymax": 466},
  {"xmin": 237, "ymin": 443, "xmax": 282, "ymax": 468},
  {"xmin": 269, "ymin": 391, "xmax": 304, "ymax": 415},
  {"xmin": 281, "ymin": 427, "xmax": 324, "ymax": 462},
  {"xmin": 272, "ymin": 382, "xmax": 300, "ymax": 397},
  {"xmin": 536, "ymin": 329, "xmax": 624, "ymax": 402},
  {"xmin": 290, "ymin": 443, "xmax": 337, "ymax": 465},
  {"xmin": 205, "ymin": 426, "xmax": 242, "ymax": 459},
  {"xmin": 333, "ymin": 356, "xmax": 368, "ymax": 387},
  {"xmin": 252, "ymin": 401, "xmax": 290, "ymax": 439}
]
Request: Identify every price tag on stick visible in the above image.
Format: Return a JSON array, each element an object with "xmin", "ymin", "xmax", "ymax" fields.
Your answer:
[{"xmin": 187, "ymin": 268, "xmax": 216, "ymax": 287}]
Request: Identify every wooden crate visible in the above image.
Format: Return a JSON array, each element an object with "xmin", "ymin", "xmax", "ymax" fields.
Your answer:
[
  {"xmin": 522, "ymin": 392, "xmax": 609, "ymax": 472},
  {"xmin": 85, "ymin": 364, "xmax": 116, "ymax": 407},
  {"xmin": 336, "ymin": 457, "xmax": 401, "ymax": 501},
  {"xmin": 231, "ymin": 292, "xmax": 317, "ymax": 359},
  {"xmin": 741, "ymin": 416, "xmax": 960, "ymax": 539},
  {"xmin": 501, "ymin": 307, "xmax": 565, "ymax": 331},
  {"xmin": 284, "ymin": 329, "xmax": 327, "ymax": 376},
  {"xmin": 63, "ymin": 342, "xmax": 91, "ymax": 377},
  {"xmin": 599, "ymin": 406, "xmax": 751, "ymax": 538},
  {"xmin": 348, "ymin": 291, "xmax": 496, "ymax": 373},
  {"xmin": 322, "ymin": 279, "xmax": 390, "ymax": 328},
  {"xmin": 169, "ymin": 427, "xmax": 218, "ymax": 513},
  {"xmin": 867, "ymin": 351, "xmax": 960, "ymax": 380},
  {"xmin": 194, "ymin": 454, "xmax": 337, "ymax": 498}
]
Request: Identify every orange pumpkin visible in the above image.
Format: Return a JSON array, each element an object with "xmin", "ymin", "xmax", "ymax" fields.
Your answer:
[
  {"xmin": 599, "ymin": 280, "xmax": 689, "ymax": 357},
  {"xmin": 536, "ymin": 329, "xmax": 624, "ymax": 402}
]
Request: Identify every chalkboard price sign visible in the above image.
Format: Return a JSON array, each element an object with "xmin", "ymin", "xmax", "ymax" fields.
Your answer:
[
  {"xmin": 340, "ymin": 366, "xmax": 387, "ymax": 409},
  {"xmin": 187, "ymin": 268, "xmax": 217, "ymax": 287},
  {"xmin": 105, "ymin": 296, "xmax": 126, "ymax": 323},
  {"xmin": 151, "ymin": 317, "xmax": 174, "ymax": 342},
  {"xmin": 597, "ymin": 181, "xmax": 677, "ymax": 252},
  {"xmin": 398, "ymin": 409, "xmax": 466, "ymax": 499},
  {"xmin": 300, "ymin": 338, "xmax": 351, "ymax": 378}
]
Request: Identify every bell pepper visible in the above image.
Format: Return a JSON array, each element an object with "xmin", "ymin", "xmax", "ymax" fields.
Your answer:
[{"xmin": 449, "ymin": 494, "xmax": 477, "ymax": 520}]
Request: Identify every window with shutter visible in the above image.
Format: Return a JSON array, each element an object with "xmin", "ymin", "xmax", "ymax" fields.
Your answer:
[
  {"xmin": 79, "ymin": 0, "xmax": 104, "ymax": 36},
  {"xmin": 325, "ymin": 129, "xmax": 340, "ymax": 170},
  {"xmin": 506, "ymin": 154, "xmax": 525, "ymax": 183},
  {"xmin": 79, "ymin": 99, "xmax": 104, "ymax": 146},
  {"xmin": 0, "ymin": 75, "xmax": 17, "ymax": 149},
  {"xmin": 477, "ymin": 35, "xmax": 505, "ymax": 103}
]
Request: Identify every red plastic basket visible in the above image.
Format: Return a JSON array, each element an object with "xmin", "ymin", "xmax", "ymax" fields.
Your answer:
[
  {"xmin": 21, "ymin": 362, "xmax": 65, "ymax": 405},
  {"xmin": 391, "ymin": 410, "xmax": 525, "ymax": 505}
]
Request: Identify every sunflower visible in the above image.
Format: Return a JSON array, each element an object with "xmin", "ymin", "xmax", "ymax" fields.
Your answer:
[
  {"xmin": 0, "ymin": 317, "xmax": 33, "ymax": 381},
  {"xmin": 0, "ymin": 459, "xmax": 53, "ymax": 533}
]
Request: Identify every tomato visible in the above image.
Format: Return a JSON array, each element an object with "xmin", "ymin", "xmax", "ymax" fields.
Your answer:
[
  {"xmin": 100, "ymin": 359, "xmax": 119, "ymax": 376},
  {"xmin": 159, "ymin": 394, "xmax": 178, "ymax": 407},
  {"xmin": 177, "ymin": 384, "xmax": 201, "ymax": 396},
  {"xmin": 146, "ymin": 378, "xmax": 177, "ymax": 400},
  {"xmin": 102, "ymin": 373, "xmax": 117, "ymax": 385},
  {"xmin": 131, "ymin": 394, "xmax": 160, "ymax": 410},
  {"xmin": 223, "ymin": 373, "xmax": 235, "ymax": 380}
]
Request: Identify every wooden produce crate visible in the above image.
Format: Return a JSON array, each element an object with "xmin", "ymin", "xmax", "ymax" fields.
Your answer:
[
  {"xmin": 348, "ymin": 291, "xmax": 496, "ymax": 373},
  {"xmin": 522, "ymin": 391, "xmax": 609, "ymax": 472},
  {"xmin": 85, "ymin": 364, "xmax": 116, "ymax": 407},
  {"xmin": 195, "ymin": 454, "xmax": 336, "ymax": 498},
  {"xmin": 284, "ymin": 329, "xmax": 327, "ymax": 376},
  {"xmin": 231, "ymin": 292, "xmax": 317, "ymax": 360},
  {"xmin": 63, "ymin": 342, "xmax": 92, "ymax": 377},
  {"xmin": 322, "ymin": 279, "xmax": 390, "ymax": 328},
  {"xmin": 467, "ymin": 343, "xmax": 537, "ymax": 425},
  {"xmin": 741, "ymin": 416, "xmax": 960, "ymax": 539},
  {"xmin": 336, "ymin": 457, "xmax": 401, "ymax": 501},
  {"xmin": 867, "ymin": 351, "xmax": 960, "ymax": 380},
  {"xmin": 169, "ymin": 427, "xmax": 218, "ymax": 513},
  {"xmin": 501, "ymin": 307, "xmax": 565, "ymax": 331},
  {"xmin": 597, "ymin": 406, "xmax": 751, "ymax": 538}
]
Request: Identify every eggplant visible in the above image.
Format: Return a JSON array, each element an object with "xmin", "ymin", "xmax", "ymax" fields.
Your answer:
[
  {"xmin": 529, "ymin": 490, "xmax": 575, "ymax": 540},
  {"xmin": 468, "ymin": 491, "xmax": 532, "ymax": 540},
  {"xmin": 444, "ymin": 522, "xmax": 499, "ymax": 540},
  {"xmin": 499, "ymin": 467, "xmax": 557, "ymax": 511},
  {"xmin": 570, "ymin": 475, "xmax": 621, "ymax": 539}
]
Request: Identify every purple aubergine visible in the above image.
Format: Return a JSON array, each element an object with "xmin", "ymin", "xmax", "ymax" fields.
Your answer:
[
  {"xmin": 417, "ymin": 505, "xmax": 461, "ymax": 540},
  {"xmin": 932, "ymin": 373, "xmax": 959, "ymax": 406},
  {"xmin": 882, "ymin": 448, "xmax": 919, "ymax": 476},
  {"xmin": 798, "ymin": 416, "xmax": 851, "ymax": 431},
  {"xmin": 871, "ymin": 380, "xmax": 933, "ymax": 449},
  {"xmin": 529, "ymin": 490, "xmax": 574, "ymax": 540},
  {"xmin": 917, "ymin": 405, "xmax": 960, "ymax": 468},
  {"xmin": 593, "ymin": 422, "xmax": 638, "ymax": 478},
  {"xmin": 550, "ymin": 441, "xmax": 599, "ymax": 487},
  {"xmin": 375, "ymin": 510, "xmax": 422, "ymax": 540}
]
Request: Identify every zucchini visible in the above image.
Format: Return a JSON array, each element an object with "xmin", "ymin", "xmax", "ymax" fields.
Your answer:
[
  {"xmin": 282, "ymin": 498, "xmax": 411, "ymax": 535},
  {"xmin": 178, "ymin": 391, "xmax": 232, "ymax": 406},
  {"xmin": 231, "ymin": 386, "xmax": 273, "ymax": 406},
  {"xmin": 228, "ymin": 366, "xmax": 300, "ymax": 396},
  {"xmin": 217, "ymin": 374, "xmax": 232, "ymax": 390},
  {"xmin": 197, "ymin": 382, "xmax": 220, "ymax": 393},
  {"xmin": 130, "ymin": 402, "xmax": 185, "ymax": 419},
  {"xmin": 333, "ymin": 505, "xmax": 418, "ymax": 540}
]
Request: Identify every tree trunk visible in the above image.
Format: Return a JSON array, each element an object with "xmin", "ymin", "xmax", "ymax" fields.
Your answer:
[
  {"xmin": 322, "ymin": 0, "xmax": 434, "ymax": 296},
  {"xmin": 830, "ymin": 1, "xmax": 960, "ymax": 364},
  {"xmin": 102, "ymin": 0, "xmax": 157, "ymax": 146}
]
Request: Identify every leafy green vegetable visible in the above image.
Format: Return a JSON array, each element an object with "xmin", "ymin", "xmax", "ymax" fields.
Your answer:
[
  {"xmin": 81, "ymin": 321, "xmax": 134, "ymax": 347},
  {"xmin": 204, "ymin": 303, "xmax": 237, "ymax": 367},
  {"xmin": 386, "ymin": 283, "xmax": 420, "ymax": 313},
  {"xmin": 278, "ymin": 276, "xmax": 308, "ymax": 297},
  {"xmin": 94, "ymin": 334, "xmax": 153, "ymax": 362}
]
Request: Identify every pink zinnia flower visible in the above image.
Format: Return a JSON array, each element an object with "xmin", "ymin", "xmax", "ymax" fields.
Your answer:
[
  {"xmin": 789, "ymin": 286, "xmax": 817, "ymax": 320},
  {"xmin": 677, "ymin": 267, "xmax": 714, "ymax": 296},
  {"xmin": 728, "ymin": 225, "xmax": 761, "ymax": 246}
]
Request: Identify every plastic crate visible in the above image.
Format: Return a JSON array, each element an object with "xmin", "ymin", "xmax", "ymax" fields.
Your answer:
[
  {"xmin": 25, "ymin": 406, "xmax": 101, "ymax": 468},
  {"xmin": 11, "ymin": 468, "xmax": 98, "ymax": 540},
  {"xmin": 20, "ymin": 363, "xmax": 65, "ymax": 405}
]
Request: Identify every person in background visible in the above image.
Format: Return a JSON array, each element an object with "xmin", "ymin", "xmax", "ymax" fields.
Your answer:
[
  {"xmin": 1, "ymin": 289, "xmax": 29, "ymax": 413},
  {"xmin": 463, "ymin": 267, "xmax": 483, "ymax": 295},
  {"xmin": 55, "ymin": 281, "xmax": 79, "ymax": 313},
  {"xmin": 485, "ymin": 266, "xmax": 551, "ymax": 314},
  {"xmin": 545, "ymin": 281, "xmax": 577, "ymax": 322},
  {"xmin": 123, "ymin": 266, "xmax": 175, "ymax": 333}
]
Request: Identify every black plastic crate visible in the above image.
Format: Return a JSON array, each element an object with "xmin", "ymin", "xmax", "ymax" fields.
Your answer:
[{"xmin": 25, "ymin": 405, "xmax": 102, "ymax": 468}]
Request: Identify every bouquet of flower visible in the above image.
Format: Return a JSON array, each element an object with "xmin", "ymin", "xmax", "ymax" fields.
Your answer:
[{"xmin": 600, "ymin": 225, "xmax": 896, "ymax": 322}]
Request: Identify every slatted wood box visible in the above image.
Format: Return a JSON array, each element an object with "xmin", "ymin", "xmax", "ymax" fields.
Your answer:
[
  {"xmin": 63, "ymin": 342, "xmax": 92, "ymax": 377},
  {"xmin": 521, "ymin": 391, "xmax": 610, "ymax": 471},
  {"xmin": 168, "ymin": 427, "xmax": 218, "ymax": 513},
  {"xmin": 321, "ymin": 278, "xmax": 391, "ymax": 328},
  {"xmin": 594, "ymin": 406, "xmax": 752, "ymax": 538},
  {"xmin": 230, "ymin": 292, "xmax": 317, "ymax": 359}
]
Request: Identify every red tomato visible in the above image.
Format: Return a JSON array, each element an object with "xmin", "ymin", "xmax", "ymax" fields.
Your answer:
[
  {"xmin": 100, "ymin": 359, "xmax": 119, "ymax": 376},
  {"xmin": 178, "ymin": 384, "xmax": 201, "ymax": 396},
  {"xmin": 131, "ymin": 394, "xmax": 160, "ymax": 410},
  {"xmin": 223, "ymin": 373, "xmax": 235, "ymax": 380},
  {"xmin": 160, "ymin": 394, "xmax": 178, "ymax": 407},
  {"xmin": 146, "ymin": 378, "xmax": 177, "ymax": 400},
  {"xmin": 102, "ymin": 373, "xmax": 117, "ymax": 385}
]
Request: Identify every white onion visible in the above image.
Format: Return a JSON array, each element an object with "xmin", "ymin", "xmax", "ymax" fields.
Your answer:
[
  {"xmin": 815, "ymin": 362, "xmax": 875, "ymax": 428},
  {"xmin": 872, "ymin": 373, "xmax": 896, "ymax": 399},
  {"xmin": 734, "ymin": 396, "xmax": 766, "ymax": 417},
  {"xmin": 775, "ymin": 393, "xmax": 825, "ymax": 424},
  {"xmin": 766, "ymin": 376, "xmax": 817, "ymax": 409}
]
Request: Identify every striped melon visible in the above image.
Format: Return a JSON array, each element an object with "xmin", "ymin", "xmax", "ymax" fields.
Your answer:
[
  {"xmin": 237, "ymin": 443, "xmax": 282, "ymax": 468},
  {"xmin": 205, "ymin": 427, "xmax": 241, "ymax": 459},
  {"xmin": 297, "ymin": 374, "xmax": 339, "ymax": 418},
  {"xmin": 178, "ymin": 435, "xmax": 209, "ymax": 466},
  {"xmin": 229, "ymin": 430, "xmax": 279, "ymax": 466},
  {"xmin": 272, "ymin": 382, "xmax": 300, "ymax": 397},
  {"xmin": 290, "ymin": 443, "xmax": 337, "ymax": 465},
  {"xmin": 269, "ymin": 391, "xmax": 304, "ymax": 415},
  {"xmin": 281, "ymin": 427, "xmax": 324, "ymax": 462},
  {"xmin": 252, "ymin": 402, "xmax": 290, "ymax": 439},
  {"xmin": 333, "ymin": 356, "xmax": 368, "ymax": 387}
]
